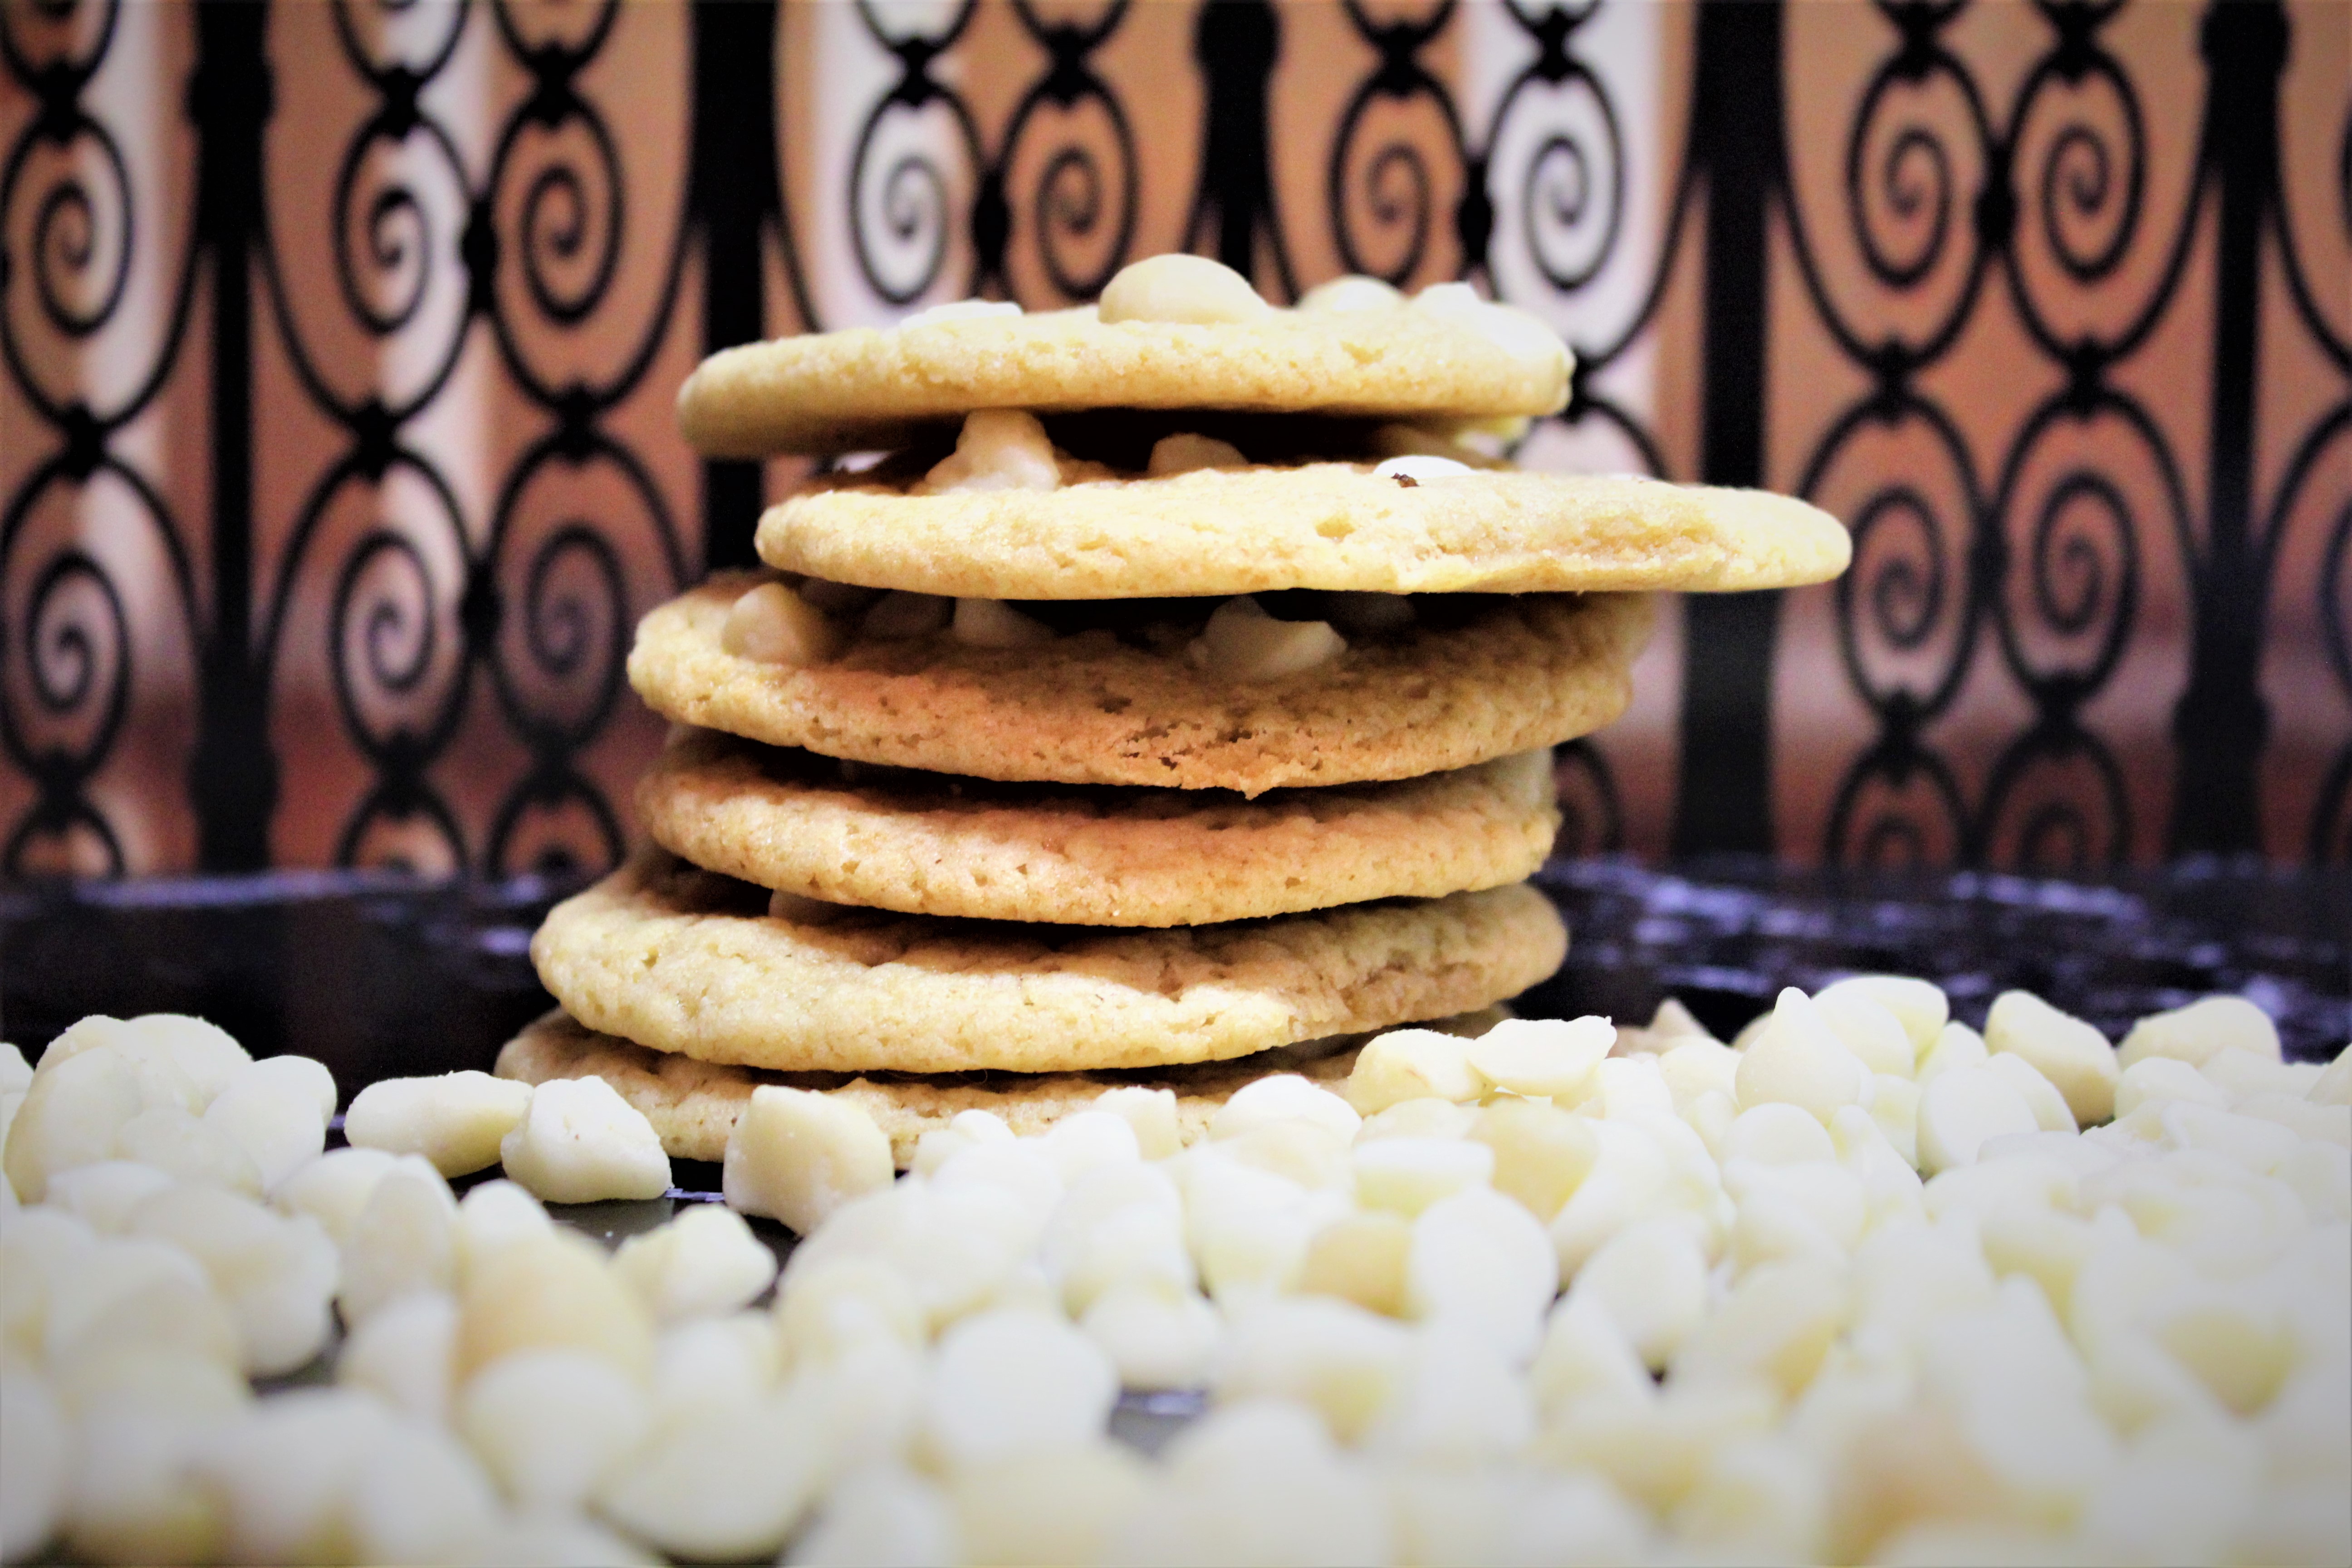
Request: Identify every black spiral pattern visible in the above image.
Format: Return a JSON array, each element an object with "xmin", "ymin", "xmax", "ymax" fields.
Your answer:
[{"xmin": 994, "ymin": 0, "xmax": 1137, "ymax": 303}]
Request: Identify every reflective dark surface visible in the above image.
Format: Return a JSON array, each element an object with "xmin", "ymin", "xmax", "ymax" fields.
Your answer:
[{"xmin": 5, "ymin": 857, "xmax": 2343, "ymax": 1074}]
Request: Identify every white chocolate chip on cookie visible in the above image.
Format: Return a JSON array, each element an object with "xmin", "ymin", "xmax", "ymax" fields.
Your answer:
[
  {"xmin": 722, "ymin": 582, "xmax": 842, "ymax": 667},
  {"xmin": 921, "ymin": 409, "xmax": 1061, "ymax": 494},
  {"xmin": 1099, "ymin": 253, "xmax": 1272, "ymax": 325},
  {"xmin": 951, "ymin": 597, "xmax": 1056, "ymax": 650},
  {"xmin": 900, "ymin": 297, "xmax": 1022, "ymax": 328},
  {"xmin": 1147, "ymin": 432, "xmax": 1248, "ymax": 475},
  {"xmin": 1186, "ymin": 596, "xmax": 1346, "ymax": 682},
  {"xmin": 1297, "ymin": 274, "xmax": 1406, "ymax": 314}
]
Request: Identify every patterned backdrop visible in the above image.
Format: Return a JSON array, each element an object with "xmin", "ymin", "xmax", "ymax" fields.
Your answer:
[{"xmin": 1, "ymin": 0, "xmax": 2346, "ymax": 881}]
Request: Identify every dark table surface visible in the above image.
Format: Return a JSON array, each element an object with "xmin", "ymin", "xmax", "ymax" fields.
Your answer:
[{"xmin": 5, "ymin": 857, "xmax": 2347, "ymax": 1087}]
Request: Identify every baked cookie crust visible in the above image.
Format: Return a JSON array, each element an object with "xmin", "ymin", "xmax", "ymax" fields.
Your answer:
[
  {"xmin": 529, "ymin": 850, "xmax": 1568, "ymax": 1074},
  {"xmin": 676, "ymin": 307, "xmax": 1568, "ymax": 457},
  {"xmin": 760, "ymin": 466, "xmax": 1851, "ymax": 600},
  {"xmin": 639, "ymin": 730, "xmax": 1561, "ymax": 927},
  {"xmin": 495, "ymin": 1007, "xmax": 1506, "ymax": 1167},
  {"xmin": 628, "ymin": 573, "xmax": 1651, "ymax": 796}
]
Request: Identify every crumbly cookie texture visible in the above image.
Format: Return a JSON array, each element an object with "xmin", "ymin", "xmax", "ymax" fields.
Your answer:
[
  {"xmin": 529, "ymin": 850, "xmax": 1568, "ymax": 1075},
  {"xmin": 761, "ymin": 466, "xmax": 1852, "ymax": 600},
  {"xmin": 638, "ymin": 730, "xmax": 1561, "ymax": 927},
  {"xmin": 494, "ymin": 1007, "xmax": 1510, "ymax": 1166},
  {"xmin": 628, "ymin": 573, "xmax": 1651, "ymax": 796},
  {"xmin": 676, "ymin": 307, "xmax": 1568, "ymax": 458}
]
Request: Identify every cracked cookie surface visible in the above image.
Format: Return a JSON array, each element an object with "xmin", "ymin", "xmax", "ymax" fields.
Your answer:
[
  {"xmin": 677, "ymin": 307, "xmax": 1568, "ymax": 457},
  {"xmin": 495, "ymin": 1006, "xmax": 1509, "ymax": 1166},
  {"xmin": 628, "ymin": 573, "xmax": 1651, "ymax": 796},
  {"xmin": 639, "ymin": 730, "xmax": 1561, "ymax": 927},
  {"xmin": 529, "ymin": 849, "xmax": 1567, "ymax": 1073},
  {"xmin": 760, "ymin": 466, "xmax": 1851, "ymax": 600}
]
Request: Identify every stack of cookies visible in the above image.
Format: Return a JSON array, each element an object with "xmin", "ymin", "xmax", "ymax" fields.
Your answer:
[{"xmin": 498, "ymin": 255, "xmax": 1849, "ymax": 1167}]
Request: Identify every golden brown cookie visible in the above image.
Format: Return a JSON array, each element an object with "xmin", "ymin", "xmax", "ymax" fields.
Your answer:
[
  {"xmin": 760, "ymin": 466, "xmax": 1851, "ymax": 600},
  {"xmin": 638, "ymin": 729, "xmax": 1561, "ymax": 927},
  {"xmin": 676, "ymin": 305, "xmax": 1568, "ymax": 458},
  {"xmin": 530, "ymin": 850, "xmax": 1568, "ymax": 1075},
  {"xmin": 495, "ymin": 1006, "xmax": 1510, "ymax": 1166},
  {"xmin": 628, "ymin": 573, "xmax": 1650, "ymax": 796}
]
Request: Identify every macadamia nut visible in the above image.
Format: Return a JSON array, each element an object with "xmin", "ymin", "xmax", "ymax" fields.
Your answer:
[{"xmin": 722, "ymin": 580, "xmax": 843, "ymax": 666}]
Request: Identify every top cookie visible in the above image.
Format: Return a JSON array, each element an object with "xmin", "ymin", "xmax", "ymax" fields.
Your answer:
[
  {"xmin": 677, "ymin": 260, "xmax": 1569, "ymax": 457},
  {"xmin": 760, "ymin": 465, "xmax": 1853, "ymax": 599}
]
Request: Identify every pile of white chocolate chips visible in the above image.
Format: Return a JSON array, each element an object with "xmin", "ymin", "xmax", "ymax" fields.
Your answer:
[{"xmin": 3, "ymin": 983, "xmax": 2346, "ymax": 1566}]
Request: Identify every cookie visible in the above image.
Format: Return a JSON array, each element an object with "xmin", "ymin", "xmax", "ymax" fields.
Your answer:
[
  {"xmin": 677, "ymin": 305, "xmax": 1566, "ymax": 458},
  {"xmin": 638, "ymin": 729, "xmax": 1561, "ymax": 927},
  {"xmin": 495, "ymin": 1006, "xmax": 1508, "ymax": 1167},
  {"xmin": 760, "ymin": 466, "xmax": 1852, "ymax": 600},
  {"xmin": 530, "ymin": 850, "xmax": 1568, "ymax": 1074},
  {"xmin": 629, "ymin": 573, "xmax": 1650, "ymax": 796}
]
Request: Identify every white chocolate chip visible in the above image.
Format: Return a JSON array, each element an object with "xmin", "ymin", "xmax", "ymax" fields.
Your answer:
[
  {"xmin": 951, "ymin": 596, "xmax": 1057, "ymax": 649},
  {"xmin": 460, "ymin": 1346, "xmax": 650, "ymax": 1509},
  {"xmin": 231, "ymin": 1056, "xmax": 337, "ymax": 1124},
  {"xmin": 499, "ymin": 1076, "xmax": 671, "ymax": 1205},
  {"xmin": 1569, "ymin": 1216, "xmax": 1710, "ymax": 1369},
  {"xmin": 47, "ymin": 1161, "xmax": 176, "ymax": 1235},
  {"xmin": 901, "ymin": 297, "xmax": 1022, "ymax": 328},
  {"xmin": 129, "ymin": 1185, "xmax": 339, "ymax": 1376},
  {"xmin": 722, "ymin": 581, "xmax": 843, "ymax": 666},
  {"xmin": 1469, "ymin": 1098, "xmax": 1598, "ymax": 1222},
  {"xmin": 2117, "ymin": 995, "xmax": 2283, "ymax": 1070},
  {"xmin": 1405, "ymin": 1185, "xmax": 1558, "ymax": 1359},
  {"xmin": 1352, "ymin": 1137, "xmax": 1494, "ymax": 1218},
  {"xmin": 1099, "ymin": 253, "xmax": 1271, "ymax": 324},
  {"xmin": 613, "ymin": 1204, "xmax": 778, "ymax": 1322},
  {"xmin": 1211, "ymin": 1074, "xmax": 1362, "ymax": 1146},
  {"xmin": 1372, "ymin": 453, "xmax": 1475, "ymax": 484},
  {"xmin": 5, "ymin": 1046, "xmax": 143, "ymax": 1203},
  {"xmin": 0, "ymin": 1369, "xmax": 67, "ymax": 1563},
  {"xmin": 200, "ymin": 1078, "xmax": 326, "ymax": 1194},
  {"xmin": 723, "ymin": 1085, "xmax": 893, "ymax": 1235},
  {"xmin": 650, "ymin": 1313, "xmax": 779, "ymax": 1421},
  {"xmin": 1986, "ymin": 990, "xmax": 2119, "ymax": 1124},
  {"xmin": 112, "ymin": 1106, "xmax": 264, "ymax": 1196},
  {"xmin": 1296, "ymin": 274, "xmax": 1406, "ymax": 313},
  {"xmin": 1916, "ymin": 1063, "xmax": 2040, "ymax": 1174},
  {"xmin": 345, "ymin": 1417, "xmax": 501, "ymax": 1568},
  {"xmin": 787, "ymin": 1465, "xmax": 959, "ymax": 1568},
  {"xmin": 1817, "ymin": 975, "xmax": 1949, "ymax": 1060},
  {"xmin": 1362, "ymin": 1322, "xmax": 1536, "ymax": 1465},
  {"xmin": 861, "ymin": 589, "xmax": 952, "ymax": 640},
  {"xmin": 1185, "ymin": 595, "xmax": 1346, "ymax": 681},
  {"xmin": 343, "ymin": 1071, "xmax": 532, "ymax": 1179},
  {"xmin": 1088, "ymin": 1086, "xmax": 1181, "ymax": 1161},
  {"xmin": 1410, "ymin": 280, "xmax": 1571, "ymax": 382},
  {"xmin": 923, "ymin": 1307, "xmax": 1118, "ymax": 1468},
  {"xmin": 948, "ymin": 1441, "xmax": 1146, "ymax": 1567},
  {"xmin": 1467, "ymin": 1014, "xmax": 1614, "ymax": 1099},
  {"xmin": 1080, "ymin": 1281, "xmax": 1220, "ymax": 1392},
  {"xmin": 337, "ymin": 1289, "xmax": 457, "ymax": 1425},
  {"xmin": 271, "ymin": 1147, "xmax": 401, "ymax": 1246},
  {"xmin": 1360, "ymin": 1096, "xmax": 1480, "ymax": 1143},
  {"xmin": 1984, "ymin": 1051, "xmax": 2079, "ymax": 1134},
  {"xmin": 455, "ymin": 1231, "xmax": 655, "ymax": 1383},
  {"xmin": 337, "ymin": 1160, "xmax": 459, "ymax": 1327},
  {"xmin": 1735, "ymin": 988, "xmax": 1871, "ymax": 1122},
  {"xmin": 597, "ymin": 1396, "xmax": 825, "ymax": 1562},
  {"xmin": 1147, "ymin": 432, "xmax": 1248, "ymax": 475},
  {"xmin": 1215, "ymin": 1296, "xmax": 1410, "ymax": 1441},
  {"xmin": 921, "ymin": 409, "xmax": 1061, "ymax": 494},
  {"xmin": 1346, "ymin": 1027, "xmax": 1483, "ymax": 1115},
  {"xmin": 197, "ymin": 1386, "xmax": 391, "ymax": 1566},
  {"xmin": 1814, "ymin": 989, "xmax": 1917, "ymax": 1078}
]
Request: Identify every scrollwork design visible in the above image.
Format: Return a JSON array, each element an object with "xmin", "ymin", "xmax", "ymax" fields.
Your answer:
[
  {"xmin": 847, "ymin": 0, "xmax": 980, "ymax": 306},
  {"xmin": 991, "ymin": 0, "xmax": 1137, "ymax": 303},
  {"xmin": 1329, "ymin": 0, "xmax": 1462, "ymax": 286}
]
